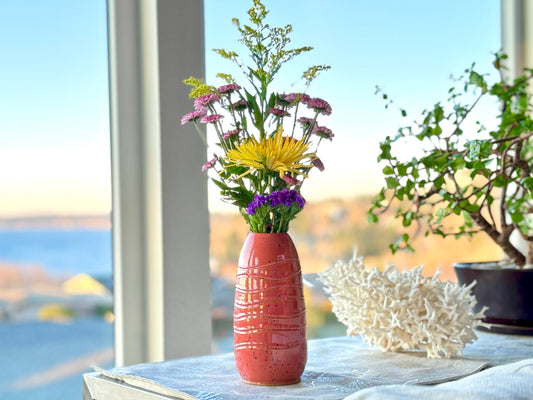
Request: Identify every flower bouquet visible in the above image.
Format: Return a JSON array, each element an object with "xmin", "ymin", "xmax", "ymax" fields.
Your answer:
[
  {"xmin": 180, "ymin": 0, "xmax": 334, "ymax": 385},
  {"xmin": 180, "ymin": 0, "xmax": 333, "ymax": 233}
]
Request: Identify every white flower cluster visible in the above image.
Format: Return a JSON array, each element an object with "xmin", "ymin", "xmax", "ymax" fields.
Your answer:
[{"xmin": 318, "ymin": 254, "xmax": 488, "ymax": 358}]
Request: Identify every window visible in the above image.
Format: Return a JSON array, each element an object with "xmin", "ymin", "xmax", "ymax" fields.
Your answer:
[{"xmin": 0, "ymin": 1, "xmax": 112, "ymax": 399}]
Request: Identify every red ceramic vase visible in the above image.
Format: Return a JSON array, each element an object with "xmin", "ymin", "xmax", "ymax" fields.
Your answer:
[{"xmin": 234, "ymin": 232, "xmax": 307, "ymax": 385}]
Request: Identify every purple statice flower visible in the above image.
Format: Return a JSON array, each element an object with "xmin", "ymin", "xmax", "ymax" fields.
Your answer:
[
  {"xmin": 268, "ymin": 107, "xmax": 291, "ymax": 117},
  {"xmin": 268, "ymin": 189, "xmax": 305, "ymax": 208},
  {"xmin": 181, "ymin": 109, "xmax": 207, "ymax": 125},
  {"xmin": 306, "ymin": 97, "xmax": 332, "ymax": 115},
  {"xmin": 194, "ymin": 93, "xmax": 220, "ymax": 110},
  {"xmin": 223, "ymin": 128, "xmax": 240, "ymax": 140},
  {"xmin": 282, "ymin": 174, "xmax": 302, "ymax": 186},
  {"xmin": 289, "ymin": 190, "xmax": 306, "ymax": 209},
  {"xmin": 231, "ymin": 100, "xmax": 248, "ymax": 111},
  {"xmin": 312, "ymin": 157, "xmax": 325, "ymax": 172},
  {"xmin": 201, "ymin": 157, "xmax": 217, "ymax": 172},
  {"xmin": 247, "ymin": 194, "xmax": 268, "ymax": 215},
  {"xmin": 218, "ymin": 84, "xmax": 241, "ymax": 94},
  {"xmin": 200, "ymin": 114, "xmax": 223, "ymax": 124},
  {"xmin": 312, "ymin": 124, "xmax": 335, "ymax": 141}
]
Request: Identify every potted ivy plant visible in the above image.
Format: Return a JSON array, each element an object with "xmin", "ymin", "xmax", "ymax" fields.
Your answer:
[{"xmin": 368, "ymin": 53, "xmax": 533, "ymax": 333}]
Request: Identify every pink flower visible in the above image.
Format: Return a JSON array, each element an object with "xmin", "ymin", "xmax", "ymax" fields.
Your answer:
[
  {"xmin": 281, "ymin": 93, "xmax": 300, "ymax": 103},
  {"xmin": 181, "ymin": 109, "xmax": 207, "ymax": 125},
  {"xmin": 278, "ymin": 93, "xmax": 310, "ymax": 106},
  {"xmin": 200, "ymin": 114, "xmax": 223, "ymax": 124},
  {"xmin": 282, "ymin": 174, "xmax": 302, "ymax": 186},
  {"xmin": 268, "ymin": 107, "xmax": 291, "ymax": 117},
  {"xmin": 218, "ymin": 84, "xmax": 241, "ymax": 94},
  {"xmin": 297, "ymin": 116, "xmax": 315, "ymax": 129},
  {"xmin": 312, "ymin": 158, "xmax": 325, "ymax": 171},
  {"xmin": 231, "ymin": 100, "xmax": 248, "ymax": 111},
  {"xmin": 223, "ymin": 128, "xmax": 240, "ymax": 139},
  {"xmin": 202, "ymin": 157, "xmax": 217, "ymax": 172},
  {"xmin": 312, "ymin": 124, "xmax": 334, "ymax": 140},
  {"xmin": 194, "ymin": 93, "xmax": 220, "ymax": 110},
  {"xmin": 306, "ymin": 97, "xmax": 332, "ymax": 115}
]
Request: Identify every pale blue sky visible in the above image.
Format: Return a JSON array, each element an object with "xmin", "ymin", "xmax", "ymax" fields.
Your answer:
[{"xmin": 0, "ymin": 0, "xmax": 501, "ymax": 216}]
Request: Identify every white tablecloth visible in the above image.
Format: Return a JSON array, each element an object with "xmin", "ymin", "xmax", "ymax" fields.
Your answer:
[{"xmin": 96, "ymin": 332, "xmax": 533, "ymax": 400}]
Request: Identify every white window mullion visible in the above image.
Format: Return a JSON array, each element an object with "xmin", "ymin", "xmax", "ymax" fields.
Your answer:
[
  {"xmin": 108, "ymin": 0, "xmax": 211, "ymax": 366},
  {"xmin": 156, "ymin": 0, "xmax": 212, "ymax": 360},
  {"xmin": 502, "ymin": 0, "xmax": 533, "ymax": 78}
]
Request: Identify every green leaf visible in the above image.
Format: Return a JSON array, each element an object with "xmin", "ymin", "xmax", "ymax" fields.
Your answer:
[
  {"xmin": 211, "ymin": 179, "xmax": 229, "ymax": 191},
  {"xmin": 382, "ymin": 165, "xmax": 394, "ymax": 175},
  {"xmin": 493, "ymin": 175, "xmax": 507, "ymax": 187},
  {"xmin": 402, "ymin": 211, "xmax": 413, "ymax": 227},
  {"xmin": 397, "ymin": 164, "xmax": 408, "ymax": 176},
  {"xmin": 367, "ymin": 212, "xmax": 378, "ymax": 224},
  {"xmin": 434, "ymin": 176, "xmax": 445, "ymax": 189},
  {"xmin": 453, "ymin": 157, "xmax": 466, "ymax": 170},
  {"xmin": 434, "ymin": 104, "xmax": 444, "ymax": 122},
  {"xmin": 462, "ymin": 210, "xmax": 473, "ymax": 228},
  {"xmin": 521, "ymin": 177, "xmax": 533, "ymax": 192},
  {"xmin": 459, "ymin": 200, "xmax": 480, "ymax": 213},
  {"xmin": 469, "ymin": 70, "xmax": 488, "ymax": 93},
  {"xmin": 376, "ymin": 191, "xmax": 386, "ymax": 202},
  {"xmin": 378, "ymin": 142, "xmax": 392, "ymax": 161},
  {"xmin": 436, "ymin": 208, "xmax": 446, "ymax": 225},
  {"xmin": 385, "ymin": 177, "xmax": 399, "ymax": 189},
  {"xmin": 511, "ymin": 211, "xmax": 524, "ymax": 224}
]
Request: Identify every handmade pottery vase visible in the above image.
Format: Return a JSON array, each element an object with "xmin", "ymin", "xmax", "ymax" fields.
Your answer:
[{"xmin": 233, "ymin": 232, "xmax": 307, "ymax": 385}]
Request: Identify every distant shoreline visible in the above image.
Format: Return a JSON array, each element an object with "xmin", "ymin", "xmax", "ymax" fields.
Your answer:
[{"xmin": 0, "ymin": 215, "xmax": 111, "ymax": 230}]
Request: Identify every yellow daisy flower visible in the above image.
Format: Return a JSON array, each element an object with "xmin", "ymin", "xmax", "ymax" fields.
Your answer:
[{"xmin": 224, "ymin": 127, "xmax": 315, "ymax": 179}]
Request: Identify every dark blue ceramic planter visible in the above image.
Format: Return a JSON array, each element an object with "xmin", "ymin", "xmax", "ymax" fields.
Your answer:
[{"xmin": 454, "ymin": 262, "xmax": 533, "ymax": 335}]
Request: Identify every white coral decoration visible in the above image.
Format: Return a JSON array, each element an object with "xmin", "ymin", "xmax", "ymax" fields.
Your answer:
[{"xmin": 318, "ymin": 254, "xmax": 488, "ymax": 358}]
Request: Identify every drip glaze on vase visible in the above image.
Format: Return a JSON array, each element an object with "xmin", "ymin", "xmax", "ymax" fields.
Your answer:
[{"xmin": 234, "ymin": 232, "xmax": 307, "ymax": 385}]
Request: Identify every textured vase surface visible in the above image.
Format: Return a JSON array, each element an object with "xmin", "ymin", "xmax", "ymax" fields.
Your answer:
[{"xmin": 234, "ymin": 232, "xmax": 307, "ymax": 385}]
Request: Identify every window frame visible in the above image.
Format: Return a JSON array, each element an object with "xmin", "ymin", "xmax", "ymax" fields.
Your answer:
[
  {"xmin": 107, "ymin": 0, "xmax": 211, "ymax": 366},
  {"xmin": 502, "ymin": 0, "xmax": 533, "ymax": 80}
]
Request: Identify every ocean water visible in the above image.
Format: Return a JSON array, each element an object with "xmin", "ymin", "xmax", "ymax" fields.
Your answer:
[
  {"xmin": 0, "ymin": 228, "xmax": 114, "ymax": 399},
  {"xmin": 0, "ymin": 319, "xmax": 114, "ymax": 400},
  {"xmin": 0, "ymin": 228, "xmax": 112, "ymax": 277}
]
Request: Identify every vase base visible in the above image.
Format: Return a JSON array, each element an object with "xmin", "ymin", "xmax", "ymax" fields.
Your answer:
[{"xmin": 241, "ymin": 378, "xmax": 301, "ymax": 386}]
